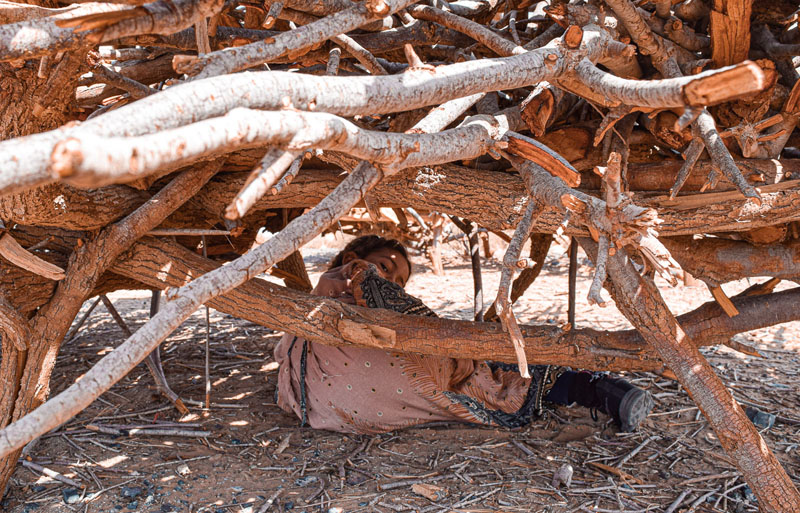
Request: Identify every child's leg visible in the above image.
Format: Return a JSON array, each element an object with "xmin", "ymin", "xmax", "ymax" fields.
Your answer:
[{"xmin": 544, "ymin": 371, "xmax": 654, "ymax": 432}]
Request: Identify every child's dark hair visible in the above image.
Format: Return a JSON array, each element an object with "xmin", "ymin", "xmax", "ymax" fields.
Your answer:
[{"xmin": 328, "ymin": 235, "xmax": 412, "ymax": 276}]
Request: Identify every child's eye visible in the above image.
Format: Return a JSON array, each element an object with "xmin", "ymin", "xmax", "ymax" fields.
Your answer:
[{"xmin": 380, "ymin": 263, "xmax": 389, "ymax": 272}]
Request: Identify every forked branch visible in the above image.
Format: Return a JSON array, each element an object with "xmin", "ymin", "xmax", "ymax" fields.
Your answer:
[
  {"xmin": 494, "ymin": 199, "xmax": 541, "ymax": 378},
  {"xmin": 0, "ymin": 160, "xmax": 385, "ymax": 459}
]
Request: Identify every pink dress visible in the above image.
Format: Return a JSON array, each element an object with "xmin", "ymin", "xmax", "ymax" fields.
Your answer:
[
  {"xmin": 275, "ymin": 334, "xmax": 562, "ymax": 434},
  {"xmin": 275, "ymin": 264, "xmax": 562, "ymax": 434}
]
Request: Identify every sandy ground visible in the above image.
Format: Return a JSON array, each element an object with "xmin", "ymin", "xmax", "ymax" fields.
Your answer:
[{"xmin": 3, "ymin": 233, "xmax": 799, "ymax": 513}]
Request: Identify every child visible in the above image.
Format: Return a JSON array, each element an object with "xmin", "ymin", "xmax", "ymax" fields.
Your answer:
[{"xmin": 275, "ymin": 235, "xmax": 653, "ymax": 434}]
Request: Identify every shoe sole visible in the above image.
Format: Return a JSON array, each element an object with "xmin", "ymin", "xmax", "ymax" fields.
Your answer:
[{"xmin": 618, "ymin": 389, "xmax": 654, "ymax": 432}]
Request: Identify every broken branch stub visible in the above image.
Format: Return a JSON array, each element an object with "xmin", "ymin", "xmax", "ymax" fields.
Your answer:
[{"xmin": 0, "ymin": 232, "xmax": 65, "ymax": 281}]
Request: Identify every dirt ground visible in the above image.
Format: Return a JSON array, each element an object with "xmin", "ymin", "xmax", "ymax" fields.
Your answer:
[{"xmin": 3, "ymin": 232, "xmax": 799, "ymax": 513}]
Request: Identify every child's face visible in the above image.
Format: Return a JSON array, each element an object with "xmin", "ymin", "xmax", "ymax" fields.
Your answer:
[{"xmin": 356, "ymin": 247, "xmax": 411, "ymax": 288}]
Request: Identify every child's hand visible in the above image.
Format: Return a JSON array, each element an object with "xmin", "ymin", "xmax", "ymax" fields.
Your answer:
[{"xmin": 312, "ymin": 260, "xmax": 373, "ymax": 304}]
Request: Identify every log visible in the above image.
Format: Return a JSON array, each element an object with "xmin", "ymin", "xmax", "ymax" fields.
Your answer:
[
  {"xmin": 5, "ymin": 159, "xmax": 799, "ymax": 233},
  {"xmin": 664, "ymin": 237, "xmax": 800, "ymax": 285},
  {"xmin": 0, "ymin": 184, "xmax": 149, "ymax": 231},
  {"xmin": 110, "ymin": 237, "xmax": 800, "ymax": 372},
  {"xmin": 710, "ymin": 0, "xmax": 753, "ymax": 67},
  {"xmin": 195, "ymin": 166, "xmax": 800, "ymax": 236}
]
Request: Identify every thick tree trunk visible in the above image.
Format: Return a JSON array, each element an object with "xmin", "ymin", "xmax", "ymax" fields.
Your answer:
[
  {"xmin": 111, "ymin": 237, "xmax": 800, "ymax": 372},
  {"xmin": 664, "ymin": 236, "xmax": 800, "ymax": 285},
  {"xmin": 194, "ymin": 167, "xmax": 800, "ymax": 236},
  {"xmin": 5, "ymin": 159, "xmax": 799, "ymax": 234},
  {"xmin": 0, "ymin": 184, "xmax": 150, "ymax": 231}
]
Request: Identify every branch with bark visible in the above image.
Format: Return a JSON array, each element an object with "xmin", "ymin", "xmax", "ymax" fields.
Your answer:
[
  {"xmin": 1, "ymin": 24, "xmax": 763, "ymax": 198},
  {"xmin": 180, "ymin": 0, "xmax": 418, "ymax": 77},
  {"xmin": 1, "ymin": 0, "xmax": 799, "ymax": 503},
  {"xmin": 2, "ymin": 233, "xmax": 799, "ymax": 461},
  {"xmin": 0, "ymin": 0, "xmax": 223, "ymax": 62}
]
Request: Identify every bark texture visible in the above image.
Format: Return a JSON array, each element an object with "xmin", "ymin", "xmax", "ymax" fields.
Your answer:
[
  {"xmin": 598, "ymin": 244, "xmax": 800, "ymax": 511},
  {"xmin": 1, "ymin": 0, "xmax": 799, "ymax": 504}
]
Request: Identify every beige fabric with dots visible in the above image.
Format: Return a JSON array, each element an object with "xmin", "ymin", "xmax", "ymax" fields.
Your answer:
[{"xmin": 275, "ymin": 334, "xmax": 531, "ymax": 434}]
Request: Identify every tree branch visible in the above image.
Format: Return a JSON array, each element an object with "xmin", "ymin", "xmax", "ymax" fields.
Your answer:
[
  {"xmin": 591, "ymin": 238, "xmax": 800, "ymax": 509},
  {"xmin": 571, "ymin": 58, "xmax": 766, "ymax": 109},
  {"xmin": 0, "ymin": 159, "xmax": 384, "ymax": 459},
  {"xmin": 276, "ymin": 7, "xmax": 388, "ymax": 75},
  {"xmin": 0, "ymin": 294, "xmax": 30, "ymax": 352},
  {"xmin": 407, "ymin": 4, "xmax": 524, "ymax": 57},
  {"xmin": 49, "ymin": 109, "xmax": 500, "ymax": 186},
  {"xmin": 0, "ymin": 0, "xmax": 223, "ymax": 62},
  {"xmin": 191, "ymin": 166, "xmax": 800, "ymax": 238},
  {"xmin": 494, "ymin": 199, "xmax": 541, "ymax": 377},
  {"xmin": 181, "ymin": 0, "xmax": 417, "ymax": 78}
]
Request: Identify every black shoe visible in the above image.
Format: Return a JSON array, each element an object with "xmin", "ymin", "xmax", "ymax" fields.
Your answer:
[{"xmin": 593, "ymin": 376, "xmax": 654, "ymax": 432}]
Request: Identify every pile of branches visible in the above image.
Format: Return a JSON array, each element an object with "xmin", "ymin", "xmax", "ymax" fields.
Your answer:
[{"xmin": 1, "ymin": 0, "xmax": 800, "ymax": 507}]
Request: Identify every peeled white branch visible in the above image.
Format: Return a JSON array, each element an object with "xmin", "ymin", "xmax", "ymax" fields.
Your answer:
[
  {"xmin": 0, "ymin": 26, "xmax": 624, "ymax": 197},
  {"xmin": 271, "ymin": 154, "xmax": 305, "ymax": 196},
  {"xmin": 0, "ymin": 3, "xmax": 123, "ymax": 61},
  {"xmin": 49, "ymin": 109, "xmax": 499, "ymax": 185},
  {"xmin": 695, "ymin": 112, "xmax": 762, "ymax": 204},
  {"xmin": 0, "ymin": 24, "xmax": 768, "ymax": 198},
  {"xmin": 225, "ymin": 149, "xmax": 301, "ymax": 220},
  {"xmin": 571, "ymin": 59, "xmax": 766, "ymax": 109},
  {"xmin": 407, "ymin": 93, "xmax": 486, "ymax": 134}
]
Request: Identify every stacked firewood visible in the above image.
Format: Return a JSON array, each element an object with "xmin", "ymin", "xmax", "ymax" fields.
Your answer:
[{"xmin": 1, "ymin": 0, "xmax": 799, "ymax": 507}]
